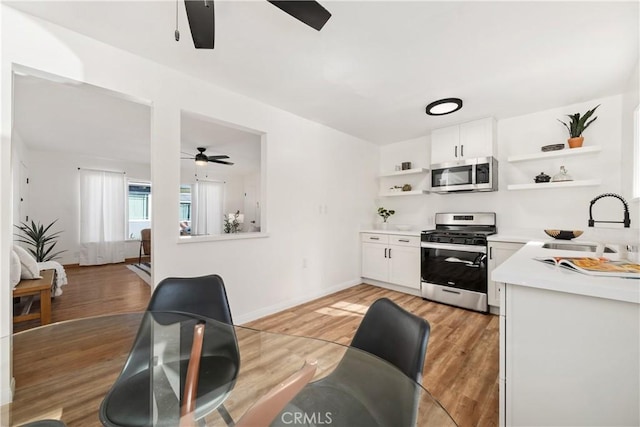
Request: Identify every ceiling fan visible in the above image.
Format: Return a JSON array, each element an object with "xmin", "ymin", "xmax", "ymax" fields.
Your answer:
[
  {"xmin": 182, "ymin": 147, "xmax": 234, "ymax": 165},
  {"xmin": 180, "ymin": 0, "xmax": 332, "ymax": 49}
]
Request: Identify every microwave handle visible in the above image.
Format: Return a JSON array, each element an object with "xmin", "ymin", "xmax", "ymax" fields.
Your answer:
[{"xmin": 472, "ymin": 161, "xmax": 477, "ymax": 184}]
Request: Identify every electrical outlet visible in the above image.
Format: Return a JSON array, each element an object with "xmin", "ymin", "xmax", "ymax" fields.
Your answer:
[{"xmin": 302, "ymin": 258, "xmax": 308, "ymax": 268}]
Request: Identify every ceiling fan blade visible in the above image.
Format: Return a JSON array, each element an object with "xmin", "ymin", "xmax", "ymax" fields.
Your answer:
[
  {"xmin": 267, "ymin": 1, "xmax": 331, "ymax": 31},
  {"xmin": 180, "ymin": 157, "xmax": 195, "ymax": 159},
  {"xmin": 207, "ymin": 155, "xmax": 230, "ymax": 160},
  {"xmin": 210, "ymin": 159, "xmax": 234, "ymax": 165},
  {"xmin": 184, "ymin": 0, "xmax": 215, "ymax": 49}
]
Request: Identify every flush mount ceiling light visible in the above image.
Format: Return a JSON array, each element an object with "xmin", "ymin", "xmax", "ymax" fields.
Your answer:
[{"xmin": 425, "ymin": 98, "xmax": 463, "ymax": 116}]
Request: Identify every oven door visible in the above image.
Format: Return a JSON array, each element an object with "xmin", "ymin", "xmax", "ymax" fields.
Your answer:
[{"xmin": 420, "ymin": 242, "xmax": 487, "ymax": 293}]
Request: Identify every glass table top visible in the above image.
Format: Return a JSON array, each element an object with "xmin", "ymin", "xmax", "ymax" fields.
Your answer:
[{"xmin": 1, "ymin": 311, "xmax": 457, "ymax": 427}]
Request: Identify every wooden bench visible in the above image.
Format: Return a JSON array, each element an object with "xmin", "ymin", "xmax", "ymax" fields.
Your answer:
[{"xmin": 13, "ymin": 269, "xmax": 55, "ymax": 326}]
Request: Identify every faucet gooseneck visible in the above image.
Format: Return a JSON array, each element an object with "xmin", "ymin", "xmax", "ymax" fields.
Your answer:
[{"xmin": 588, "ymin": 193, "xmax": 630, "ymax": 228}]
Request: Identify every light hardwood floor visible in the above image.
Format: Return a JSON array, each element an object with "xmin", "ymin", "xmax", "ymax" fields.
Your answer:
[
  {"xmin": 13, "ymin": 263, "xmax": 151, "ymax": 333},
  {"xmin": 12, "ymin": 265, "xmax": 498, "ymax": 426}
]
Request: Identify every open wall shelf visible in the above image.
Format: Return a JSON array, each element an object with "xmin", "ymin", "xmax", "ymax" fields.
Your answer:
[
  {"xmin": 378, "ymin": 168, "xmax": 429, "ymax": 178},
  {"xmin": 378, "ymin": 190, "xmax": 430, "ymax": 197},
  {"xmin": 507, "ymin": 146, "xmax": 601, "ymax": 163},
  {"xmin": 507, "ymin": 179, "xmax": 601, "ymax": 191}
]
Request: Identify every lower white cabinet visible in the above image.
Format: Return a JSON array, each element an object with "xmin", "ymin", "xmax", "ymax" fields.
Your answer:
[
  {"xmin": 361, "ymin": 233, "xmax": 420, "ymax": 289},
  {"xmin": 487, "ymin": 241, "xmax": 524, "ymax": 307},
  {"xmin": 500, "ymin": 283, "xmax": 640, "ymax": 427}
]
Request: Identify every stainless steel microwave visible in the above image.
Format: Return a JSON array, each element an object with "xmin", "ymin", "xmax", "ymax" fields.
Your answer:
[{"xmin": 430, "ymin": 156, "xmax": 498, "ymax": 193}]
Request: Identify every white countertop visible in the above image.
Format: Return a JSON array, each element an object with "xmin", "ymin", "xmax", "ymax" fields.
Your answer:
[
  {"xmin": 492, "ymin": 241, "xmax": 640, "ymax": 304},
  {"xmin": 360, "ymin": 229, "xmax": 421, "ymax": 237}
]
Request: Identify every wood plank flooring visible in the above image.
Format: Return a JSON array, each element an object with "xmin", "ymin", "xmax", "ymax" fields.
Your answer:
[
  {"xmin": 13, "ymin": 263, "xmax": 151, "ymax": 333},
  {"xmin": 10, "ymin": 265, "xmax": 498, "ymax": 426},
  {"xmin": 244, "ymin": 285, "xmax": 499, "ymax": 427}
]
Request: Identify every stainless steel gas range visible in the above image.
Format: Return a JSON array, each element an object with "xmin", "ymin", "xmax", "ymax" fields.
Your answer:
[{"xmin": 420, "ymin": 212, "xmax": 496, "ymax": 312}]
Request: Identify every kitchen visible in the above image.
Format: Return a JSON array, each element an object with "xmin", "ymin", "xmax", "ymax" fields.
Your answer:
[{"xmin": 360, "ymin": 91, "xmax": 639, "ymax": 426}]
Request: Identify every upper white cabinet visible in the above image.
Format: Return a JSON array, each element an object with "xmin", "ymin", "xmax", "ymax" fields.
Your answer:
[{"xmin": 431, "ymin": 117, "xmax": 497, "ymax": 164}]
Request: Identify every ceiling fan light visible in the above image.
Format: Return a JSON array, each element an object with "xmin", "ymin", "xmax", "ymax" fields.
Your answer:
[
  {"xmin": 195, "ymin": 152, "xmax": 208, "ymax": 165},
  {"xmin": 426, "ymin": 98, "xmax": 463, "ymax": 116}
]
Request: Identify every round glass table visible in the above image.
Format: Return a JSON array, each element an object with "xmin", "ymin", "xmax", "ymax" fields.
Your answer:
[{"xmin": 1, "ymin": 312, "xmax": 457, "ymax": 427}]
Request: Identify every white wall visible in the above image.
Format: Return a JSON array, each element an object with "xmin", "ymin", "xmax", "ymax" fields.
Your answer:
[
  {"xmin": 26, "ymin": 150, "xmax": 151, "ymax": 264},
  {"xmin": 621, "ymin": 60, "xmax": 639, "ymax": 227},
  {"xmin": 0, "ymin": 5, "xmax": 379, "ymax": 405},
  {"xmin": 379, "ymin": 94, "xmax": 637, "ymax": 241}
]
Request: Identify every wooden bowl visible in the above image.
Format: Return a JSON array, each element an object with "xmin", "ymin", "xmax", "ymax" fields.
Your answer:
[{"xmin": 544, "ymin": 229, "xmax": 584, "ymax": 240}]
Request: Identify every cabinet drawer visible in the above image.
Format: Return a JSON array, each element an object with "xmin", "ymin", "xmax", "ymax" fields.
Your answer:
[
  {"xmin": 361, "ymin": 233, "xmax": 389, "ymax": 244},
  {"xmin": 389, "ymin": 235, "xmax": 420, "ymax": 247}
]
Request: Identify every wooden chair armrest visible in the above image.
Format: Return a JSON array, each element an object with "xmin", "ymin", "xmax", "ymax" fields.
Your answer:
[
  {"xmin": 179, "ymin": 322, "xmax": 205, "ymax": 427},
  {"xmin": 235, "ymin": 359, "xmax": 318, "ymax": 427}
]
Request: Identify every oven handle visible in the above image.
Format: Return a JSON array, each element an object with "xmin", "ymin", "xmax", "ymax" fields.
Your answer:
[{"xmin": 420, "ymin": 242, "xmax": 487, "ymax": 254}]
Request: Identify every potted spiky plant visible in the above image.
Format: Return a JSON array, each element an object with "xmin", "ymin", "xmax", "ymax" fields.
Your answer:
[
  {"xmin": 14, "ymin": 219, "xmax": 66, "ymax": 261},
  {"xmin": 558, "ymin": 104, "xmax": 599, "ymax": 148}
]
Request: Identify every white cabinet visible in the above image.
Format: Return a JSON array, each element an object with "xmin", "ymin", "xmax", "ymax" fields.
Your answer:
[
  {"xmin": 500, "ymin": 283, "xmax": 640, "ymax": 427},
  {"xmin": 361, "ymin": 233, "xmax": 420, "ymax": 289},
  {"xmin": 431, "ymin": 117, "xmax": 496, "ymax": 164},
  {"xmin": 487, "ymin": 241, "xmax": 524, "ymax": 307}
]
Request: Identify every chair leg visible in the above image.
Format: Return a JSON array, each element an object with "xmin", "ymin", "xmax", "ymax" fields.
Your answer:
[
  {"xmin": 138, "ymin": 241, "xmax": 143, "ymax": 265},
  {"xmin": 216, "ymin": 405, "xmax": 235, "ymax": 427}
]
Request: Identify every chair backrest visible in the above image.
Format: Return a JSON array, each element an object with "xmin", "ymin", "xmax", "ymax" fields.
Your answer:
[
  {"xmin": 350, "ymin": 298, "xmax": 430, "ymax": 383},
  {"xmin": 140, "ymin": 228, "xmax": 151, "ymax": 256},
  {"xmin": 147, "ymin": 274, "xmax": 233, "ymax": 324}
]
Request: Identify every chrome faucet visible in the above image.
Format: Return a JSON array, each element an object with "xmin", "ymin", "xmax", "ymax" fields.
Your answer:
[{"xmin": 588, "ymin": 193, "xmax": 631, "ymax": 228}]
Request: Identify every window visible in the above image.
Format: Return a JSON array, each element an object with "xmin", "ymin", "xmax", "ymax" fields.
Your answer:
[
  {"xmin": 128, "ymin": 181, "xmax": 151, "ymax": 239},
  {"xmin": 634, "ymin": 105, "xmax": 640, "ymax": 199},
  {"xmin": 180, "ymin": 185, "xmax": 192, "ymax": 235}
]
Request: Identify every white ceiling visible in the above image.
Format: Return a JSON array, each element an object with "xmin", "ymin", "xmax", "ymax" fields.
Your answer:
[
  {"xmin": 13, "ymin": 73, "xmax": 261, "ymax": 174},
  {"xmin": 12, "ymin": 74, "xmax": 152, "ymax": 163},
  {"xmin": 7, "ymin": 1, "xmax": 639, "ymax": 145}
]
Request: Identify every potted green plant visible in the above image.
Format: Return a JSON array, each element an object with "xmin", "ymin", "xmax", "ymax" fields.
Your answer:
[
  {"xmin": 377, "ymin": 207, "xmax": 395, "ymax": 229},
  {"xmin": 557, "ymin": 104, "xmax": 599, "ymax": 148},
  {"xmin": 224, "ymin": 210, "xmax": 242, "ymax": 233},
  {"xmin": 14, "ymin": 219, "xmax": 66, "ymax": 261}
]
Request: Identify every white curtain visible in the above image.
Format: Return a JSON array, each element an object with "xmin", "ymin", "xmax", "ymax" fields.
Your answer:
[
  {"xmin": 79, "ymin": 169, "xmax": 126, "ymax": 265},
  {"xmin": 192, "ymin": 180, "xmax": 224, "ymax": 235}
]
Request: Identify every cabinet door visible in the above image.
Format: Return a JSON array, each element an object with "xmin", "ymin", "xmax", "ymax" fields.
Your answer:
[
  {"xmin": 430, "ymin": 125, "xmax": 460, "ymax": 164},
  {"xmin": 362, "ymin": 242, "xmax": 388, "ymax": 282},
  {"xmin": 459, "ymin": 117, "xmax": 495, "ymax": 159},
  {"xmin": 488, "ymin": 242, "xmax": 524, "ymax": 307},
  {"xmin": 387, "ymin": 244, "xmax": 420, "ymax": 289}
]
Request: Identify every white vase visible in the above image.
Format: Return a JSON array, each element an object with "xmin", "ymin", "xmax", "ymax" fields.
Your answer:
[{"xmin": 380, "ymin": 223, "xmax": 388, "ymax": 230}]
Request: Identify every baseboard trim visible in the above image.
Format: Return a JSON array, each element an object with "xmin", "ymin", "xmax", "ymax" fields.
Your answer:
[
  {"xmin": 360, "ymin": 278, "xmax": 422, "ymax": 298},
  {"xmin": 64, "ymin": 256, "xmax": 150, "ymax": 269},
  {"xmin": 235, "ymin": 279, "xmax": 360, "ymax": 325}
]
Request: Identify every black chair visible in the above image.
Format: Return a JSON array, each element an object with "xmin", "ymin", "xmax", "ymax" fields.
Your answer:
[
  {"xmin": 99, "ymin": 274, "xmax": 240, "ymax": 427},
  {"xmin": 271, "ymin": 298, "xmax": 431, "ymax": 427},
  {"xmin": 18, "ymin": 421, "xmax": 67, "ymax": 427},
  {"xmin": 350, "ymin": 297, "xmax": 430, "ymax": 383}
]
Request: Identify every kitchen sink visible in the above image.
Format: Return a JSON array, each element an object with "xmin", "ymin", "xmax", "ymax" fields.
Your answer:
[{"xmin": 541, "ymin": 242, "xmax": 617, "ymax": 253}]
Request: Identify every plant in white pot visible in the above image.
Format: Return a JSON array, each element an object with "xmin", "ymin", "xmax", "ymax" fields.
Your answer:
[
  {"xmin": 377, "ymin": 207, "xmax": 395, "ymax": 229},
  {"xmin": 557, "ymin": 104, "xmax": 599, "ymax": 148}
]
